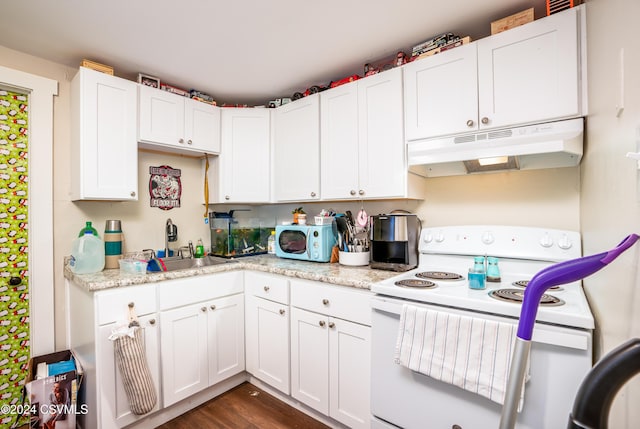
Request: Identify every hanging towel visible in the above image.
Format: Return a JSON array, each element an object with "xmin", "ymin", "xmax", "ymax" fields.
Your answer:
[{"xmin": 394, "ymin": 304, "xmax": 527, "ymax": 410}]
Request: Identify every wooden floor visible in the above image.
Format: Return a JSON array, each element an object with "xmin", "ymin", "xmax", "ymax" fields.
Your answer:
[{"xmin": 155, "ymin": 382, "xmax": 331, "ymax": 429}]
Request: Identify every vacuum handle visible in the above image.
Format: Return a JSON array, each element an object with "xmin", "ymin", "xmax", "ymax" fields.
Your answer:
[
  {"xmin": 517, "ymin": 234, "xmax": 639, "ymax": 341},
  {"xmin": 568, "ymin": 339, "xmax": 640, "ymax": 429}
]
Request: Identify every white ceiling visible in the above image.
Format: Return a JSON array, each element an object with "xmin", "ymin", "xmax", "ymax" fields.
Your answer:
[{"xmin": 1, "ymin": 0, "xmax": 545, "ymax": 106}]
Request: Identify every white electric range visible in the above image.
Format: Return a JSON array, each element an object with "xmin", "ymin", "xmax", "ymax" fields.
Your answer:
[{"xmin": 370, "ymin": 225, "xmax": 594, "ymax": 429}]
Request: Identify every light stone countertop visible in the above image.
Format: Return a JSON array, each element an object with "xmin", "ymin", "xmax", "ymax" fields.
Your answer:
[{"xmin": 64, "ymin": 254, "xmax": 402, "ymax": 292}]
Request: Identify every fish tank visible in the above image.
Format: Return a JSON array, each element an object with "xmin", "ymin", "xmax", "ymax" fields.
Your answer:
[{"xmin": 209, "ymin": 213, "xmax": 275, "ymax": 258}]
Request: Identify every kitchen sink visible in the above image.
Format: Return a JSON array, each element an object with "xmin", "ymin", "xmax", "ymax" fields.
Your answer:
[{"xmin": 154, "ymin": 255, "xmax": 237, "ymax": 272}]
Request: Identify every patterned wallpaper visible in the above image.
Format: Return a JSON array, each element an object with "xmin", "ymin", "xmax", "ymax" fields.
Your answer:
[{"xmin": 0, "ymin": 89, "xmax": 30, "ymax": 427}]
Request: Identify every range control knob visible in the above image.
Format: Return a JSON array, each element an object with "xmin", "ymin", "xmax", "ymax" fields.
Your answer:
[
  {"xmin": 434, "ymin": 231, "xmax": 445, "ymax": 243},
  {"xmin": 540, "ymin": 233, "xmax": 554, "ymax": 248},
  {"xmin": 481, "ymin": 231, "xmax": 494, "ymax": 245},
  {"xmin": 423, "ymin": 232, "xmax": 433, "ymax": 243},
  {"xmin": 558, "ymin": 234, "xmax": 573, "ymax": 250}
]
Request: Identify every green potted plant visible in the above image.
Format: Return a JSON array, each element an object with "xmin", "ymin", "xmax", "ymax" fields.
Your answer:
[{"xmin": 292, "ymin": 207, "xmax": 306, "ymax": 224}]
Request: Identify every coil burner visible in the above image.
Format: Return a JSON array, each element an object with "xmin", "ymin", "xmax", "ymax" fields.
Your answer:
[
  {"xmin": 394, "ymin": 279, "xmax": 437, "ymax": 288},
  {"xmin": 489, "ymin": 288, "xmax": 565, "ymax": 306},
  {"xmin": 512, "ymin": 280, "xmax": 564, "ymax": 291},
  {"xmin": 416, "ymin": 271, "xmax": 464, "ymax": 281}
]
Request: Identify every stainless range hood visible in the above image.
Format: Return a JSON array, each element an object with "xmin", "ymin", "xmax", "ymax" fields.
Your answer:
[{"xmin": 408, "ymin": 118, "xmax": 583, "ymax": 177}]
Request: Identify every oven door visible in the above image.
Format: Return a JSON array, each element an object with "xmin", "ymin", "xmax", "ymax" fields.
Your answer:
[{"xmin": 371, "ymin": 296, "xmax": 592, "ymax": 429}]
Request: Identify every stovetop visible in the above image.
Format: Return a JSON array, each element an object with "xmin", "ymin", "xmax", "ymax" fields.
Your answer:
[{"xmin": 370, "ymin": 226, "xmax": 595, "ymax": 330}]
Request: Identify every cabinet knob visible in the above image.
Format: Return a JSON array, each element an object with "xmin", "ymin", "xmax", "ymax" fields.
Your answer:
[
  {"xmin": 322, "ymin": 299, "xmax": 329, "ymax": 306},
  {"xmin": 225, "ymin": 195, "xmax": 230, "ymax": 200},
  {"xmin": 310, "ymin": 191, "xmax": 317, "ymax": 198},
  {"xmin": 452, "ymin": 425, "xmax": 462, "ymax": 429},
  {"xmin": 319, "ymin": 320, "xmax": 326, "ymax": 327},
  {"xmin": 179, "ymin": 138, "xmax": 185, "ymax": 144},
  {"xmin": 201, "ymin": 306, "xmax": 207, "ymax": 312},
  {"xmin": 328, "ymin": 322, "xmax": 335, "ymax": 329},
  {"xmin": 210, "ymin": 305, "xmax": 216, "ymax": 311},
  {"xmin": 466, "ymin": 119, "xmax": 474, "ymax": 127},
  {"xmin": 358, "ymin": 190, "xmax": 365, "ymax": 196},
  {"xmin": 187, "ymin": 139, "xmax": 193, "ymax": 145},
  {"xmin": 481, "ymin": 117, "xmax": 489, "ymax": 125},
  {"xmin": 263, "ymin": 286, "xmax": 270, "ymax": 292},
  {"xmin": 149, "ymin": 319, "xmax": 156, "ymax": 325},
  {"xmin": 350, "ymin": 190, "xmax": 356, "ymax": 196},
  {"xmin": 130, "ymin": 191, "xmax": 136, "ymax": 197},
  {"xmin": 279, "ymin": 309, "xmax": 285, "ymax": 315}
]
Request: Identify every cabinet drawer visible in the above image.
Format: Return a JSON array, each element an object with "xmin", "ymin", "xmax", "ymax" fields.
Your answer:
[
  {"xmin": 96, "ymin": 284, "xmax": 157, "ymax": 325},
  {"xmin": 245, "ymin": 271, "xmax": 289, "ymax": 304},
  {"xmin": 158, "ymin": 271, "xmax": 243, "ymax": 310},
  {"xmin": 290, "ymin": 279, "xmax": 372, "ymax": 326}
]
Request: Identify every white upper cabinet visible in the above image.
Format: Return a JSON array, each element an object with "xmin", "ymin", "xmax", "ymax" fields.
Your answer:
[
  {"xmin": 138, "ymin": 85, "xmax": 221, "ymax": 155},
  {"xmin": 477, "ymin": 7, "xmax": 581, "ymax": 130},
  {"xmin": 322, "ymin": 68, "xmax": 416, "ymax": 200},
  {"xmin": 404, "ymin": 6, "xmax": 584, "ymax": 141},
  {"xmin": 273, "ymin": 94, "xmax": 321, "ymax": 202},
  {"xmin": 215, "ymin": 108, "xmax": 271, "ymax": 203},
  {"xmin": 70, "ymin": 67, "xmax": 138, "ymax": 201}
]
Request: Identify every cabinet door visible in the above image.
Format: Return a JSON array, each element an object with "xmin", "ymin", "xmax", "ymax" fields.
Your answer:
[
  {"xmin": 358, "ymin": 68, "xmax": 405, "ymax": 199},
  {"xmin": 219, "ymin": 108, "xmax": 271, "ymax": 203},
  {"xmin": 97, "ymin": 314, "xmax": 160, "ymax": 429},
  {"xmin": 184, "ymin": 98, "xmax": 221, "ymax": 153},
  {"xmin": 320, "ymin": 81, "xmax": 359, "ymax": 200},
  {"xmin": 71, "ymin": 67, "xmax": 138, "ymax": 201},
  {"xmin": 245, "ymin": 295, "xmax": 290, "ymax": 394},
  {"xmin": 160, "ymin": 302, "xmax": 208, "ymax": 406},
  {"xmin": 477, "ymin": 7, "xmax": 580, "ymax": 129},
  {"xmin": 138, "ymin": 85, "xmax": 184, "ymax": 146},
  {"xmin": 273, "ymin": 94, "xmax": 321, "ymax": 201},
  {"xmin": 290, "ymin": 307, "xmax": 329, "ymax": 414},
  {"xmin": 403, "ymin": 43, "xmax": 478, "ymax": 140},
  {"xmin": 207, "ymin": 293, "xmax": 245, "ymax": 386},
  {"xmin": 329, "ymin": 318, "xmax": 371, "ymax": 429}
]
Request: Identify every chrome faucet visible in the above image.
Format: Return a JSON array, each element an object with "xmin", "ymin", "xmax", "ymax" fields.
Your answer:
[{"xmin": 165, "ymin": 218, "xmax": 178, "ymax": 257}]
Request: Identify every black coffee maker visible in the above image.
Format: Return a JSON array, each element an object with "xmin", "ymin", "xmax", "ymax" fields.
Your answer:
[{"xmin": 369, "ymin": 212, "xmax": 420, "ymax": 272}]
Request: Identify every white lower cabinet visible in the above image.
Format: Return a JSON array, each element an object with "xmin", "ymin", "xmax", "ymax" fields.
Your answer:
[
  {"xmin": 290, "ymin": 279, "xmax": 372, "ymax": 429},
  {"xmin": 159, "ymin": 273, "xmax": 245, "ymax": 407},
  {"xmin": 245, "ymin": 271, "xmax": 290, "ymax": 394}
]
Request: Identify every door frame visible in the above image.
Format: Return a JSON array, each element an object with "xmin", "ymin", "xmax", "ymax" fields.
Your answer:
[{"xmin": 0, "ymin": 65, "xmax": 57, "ymax": 355}]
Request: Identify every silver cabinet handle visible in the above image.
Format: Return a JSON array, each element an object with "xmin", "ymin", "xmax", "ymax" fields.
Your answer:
[
  {"xmin": 225, "ymin": 195, "xmax": 230, "ymax": 200},
  {"xmin": 481, "ymin": 117, "xmax": 489, "ymax": 125},
  {"xmin": 187, "ymin": 139, "xmax": 193, "ymax": 145},
  {"xmin": 210, "ymin": 305, "xmax": 216, "ymax": 311},
  {"xmin": 279, "ymin": 309, "xmax": 285, "ymax": 315},
  {"xmin": 310, "ymin": 191, "xmax": 317, "ymax": 197},
  {"xmin": 466, "ymin": 119, "xmax": 474, "ymax": 127},
  {"xmin": 328, "ymin": 322, "xmax": 335, "ymax": 328},
  {"xmin": 350, "ymin": 190, "xmax": 356, "ymax": 196},
  {"xmin": 358, "ymin": 190, "xmax": 365, "ymax": 196},
  {"xmin": 149, "ymin": 319, "xmax": 156, "ymax": 325},
  {"xmin": 130, "ymin": 191, "xmax": 136, "ymax": 197},
  {"xmin": 263, "ymin": 286, "xmax": 270, "ymax": 292},
  {"xmin": 322, "ymin": 299, "xmax": 329, "ymax": 305},
  {"xmin": 319, "ymin": 320, "xmax": 326, "ymax": 327},
  {"xmin": 201, "ymin": 306, "xmax": 207, "ymax": 312},
  {"xmin": 179, "ymin": 138, "xmax": 185, "ymax": 144}
]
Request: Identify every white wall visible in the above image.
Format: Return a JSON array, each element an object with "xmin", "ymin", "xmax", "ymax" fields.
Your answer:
[{"xmin": 581, "ymin": 0, "xmax": 640, "ymax": 427}]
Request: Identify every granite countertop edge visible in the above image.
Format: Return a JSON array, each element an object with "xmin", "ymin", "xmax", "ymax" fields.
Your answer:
[{"xmin": 64, "ymin": 255, "xmax": 401, "ymax": 292}]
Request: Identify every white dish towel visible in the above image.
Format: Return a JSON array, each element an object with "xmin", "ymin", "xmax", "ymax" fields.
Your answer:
[{"xmin": 394, "ymin": 304, "xmax": 527, "ymax": 410}]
